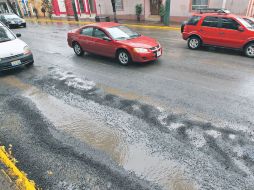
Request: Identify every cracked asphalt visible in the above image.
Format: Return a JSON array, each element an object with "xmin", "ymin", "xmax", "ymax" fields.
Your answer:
[{"xmin": 0, "ymin": 21, "xmax": 254, "ymax": 190}]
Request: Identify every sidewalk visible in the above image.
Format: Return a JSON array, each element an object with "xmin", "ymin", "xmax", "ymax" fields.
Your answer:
[{"xmin": 24, "ymin": 17, "xmax": 180, "ymax": 31}]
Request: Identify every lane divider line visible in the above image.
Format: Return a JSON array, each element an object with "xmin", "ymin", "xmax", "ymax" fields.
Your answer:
[
  {"xmin": 0, "ymin": 146, "xmax": 37, "ymax": 190},
  {"xmin": 24, "ymin": 18, "xmax": 180, "ymax": 31}
]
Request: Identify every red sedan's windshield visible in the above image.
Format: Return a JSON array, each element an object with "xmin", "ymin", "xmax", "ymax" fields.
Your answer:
[{"xmin": 106, "ymin": 25, "xmax": 140, "ymax": 40}]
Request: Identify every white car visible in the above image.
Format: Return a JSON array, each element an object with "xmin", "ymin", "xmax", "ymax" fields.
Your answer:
[{"xmin": 0, "ymin": 22, "xmax": 33, "ymax": 71}]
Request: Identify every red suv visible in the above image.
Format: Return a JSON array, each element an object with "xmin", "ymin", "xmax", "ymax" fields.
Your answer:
[{"xmin": 182, "ymin": 9, "xmax": 254, "ymax": 58}]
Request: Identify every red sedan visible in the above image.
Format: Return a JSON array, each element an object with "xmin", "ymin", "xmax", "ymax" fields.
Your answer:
[{"xmin": 67, "ymin": 22, "xmax": 162, "ymax": 65}]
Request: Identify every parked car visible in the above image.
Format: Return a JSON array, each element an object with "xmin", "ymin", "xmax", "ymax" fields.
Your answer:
[
  {"xmin": 67, "ymin": 22, "xmax": 162, "ymax": 65},
  {"xmin": 0, "ymin": 22, "xmax": 33, "ymax": 71},
  {"xmin": 243, "ymin": 16, "xmax": 254, "ymax": 27},
  {"xmin": 182, "ymin": 9, "xmax": 254, "ymax": 58},
  {"xmin": 0, "ymin": 13, "xmax": 26, "ymax": 28}
]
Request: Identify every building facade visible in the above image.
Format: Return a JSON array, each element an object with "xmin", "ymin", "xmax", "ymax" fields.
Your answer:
[
  {"xmin": 50, "ymin": 0, "xmax": 97, "ymax": 18},
  {"xmin": 0, "ymin": 0, "xmax": 12, "ymax": 13},
  {"xmin": 93, "ymin": 0, "xmax": 254, "ymax": 22},
  {"xmin": 11, "ymin": 0, "xmax": 254, "ymax": 23}
]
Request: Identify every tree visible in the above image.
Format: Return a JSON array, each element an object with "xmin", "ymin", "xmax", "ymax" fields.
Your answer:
[
  {"xmin": 135, "ymin": 4, "xmax": 142, "ymax": 22},
  {"xmin": 41, "ymin": 0, "xmax": 53, "ymax": 18},
  {"xmin": 159, "ymin": 4, "xmax": 165, "ymax": 23}
]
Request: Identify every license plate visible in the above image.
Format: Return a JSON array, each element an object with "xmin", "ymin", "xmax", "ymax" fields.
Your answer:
[
  {"xmin": 11, "ymin": 60, "xmax": 21, "ymax": 66},
  {"xmin": 157, "ymin": 50, "xmax": 161, "ymax": 57}
]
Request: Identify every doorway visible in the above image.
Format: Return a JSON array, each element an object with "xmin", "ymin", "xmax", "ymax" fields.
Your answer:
[{"xmin": 150, "ymin": 0, "xmax": 160, "ymax": 15}]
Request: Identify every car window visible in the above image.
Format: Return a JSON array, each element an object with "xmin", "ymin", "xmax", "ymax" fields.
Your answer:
[
  {"xmin": 93, "ymin": 28, "xmax": 107, "ymax": 39},
  {"xmin": 187, "ymin": 16, "xmax": 201, "ymax": 25},
  {"xmin": 221, "ymin": 18, "xmax": 240, "ymax": 30},
  {"xmin": 202, "ymin": 16, "xmax": 219, "ymax": 27},
  {"xmin": 243, "ymin": 18, "xmax": 252, "ymax": 25},
  {"xmin": 4, "ymin": 14, "xmax": 20, "ymax": 19},
  {"xmin": 80, "ymin": 27, "xmax": 93, "ymax": 36},
  {"xmin": 238, "ymin": 17, "xmax": 254, "ymax": 29},
  {"xmin": 106, "ymin": 25, "xmax": 140, "ymax": 40},
  {"xmin": 0, "ymin": 26, "xmax": 16, "ymax": 43}
]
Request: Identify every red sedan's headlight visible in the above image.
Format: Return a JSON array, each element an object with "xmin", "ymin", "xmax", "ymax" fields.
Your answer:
[{"xmin": 133, "ymin": 48, "xmax": 149, "ymax": 53}]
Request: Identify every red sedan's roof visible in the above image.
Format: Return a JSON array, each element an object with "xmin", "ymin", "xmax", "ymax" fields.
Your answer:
[{"xmin": 85, "ymin": 22, "xmax": 120, "ymax": 29}]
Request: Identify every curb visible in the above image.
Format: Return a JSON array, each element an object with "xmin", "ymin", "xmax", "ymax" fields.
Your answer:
[
  {"xmin": 25, "ymin": 18, "xmax": 180, "ymax": 31},
  {"xmin": 0, "ymin": 146, "xmax": 37, "ymax": 190}
]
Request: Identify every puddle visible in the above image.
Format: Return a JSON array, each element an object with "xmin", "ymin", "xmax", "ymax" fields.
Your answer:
[
  {"xmin": 2, "ymin": 76, "xmax": 198, "ymax": 190},
  {"xmin": 124, "ymin": 143, "xmax": 197, "ymax": 190}
]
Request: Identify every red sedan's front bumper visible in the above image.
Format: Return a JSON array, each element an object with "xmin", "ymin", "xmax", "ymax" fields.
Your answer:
[{"xmin": 131, "ymin": 48, "xmax": 163, "ymax": 63}]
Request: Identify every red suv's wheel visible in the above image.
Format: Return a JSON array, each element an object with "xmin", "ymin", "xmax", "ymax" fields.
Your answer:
[
  {"xmin": 244, "ymin": 43, "xmax": 254, "ymax": 58},
  {"xmin": 188, "ymin": 36, "xmax": 201, "ymax": 50}
]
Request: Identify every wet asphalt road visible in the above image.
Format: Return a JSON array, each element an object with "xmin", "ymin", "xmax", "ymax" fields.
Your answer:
[{"xmin": 0, "ymin": 21, "xmax": 254, "ymax": 190}]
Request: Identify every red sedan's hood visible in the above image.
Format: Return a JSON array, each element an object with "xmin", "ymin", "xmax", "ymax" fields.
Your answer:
[{"xmin": 118, "ymin": 35, "xmax": 158, "ymax": 48}]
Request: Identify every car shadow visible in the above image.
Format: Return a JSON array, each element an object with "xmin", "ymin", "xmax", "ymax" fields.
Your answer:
[
  {"xmin": 198, "ymin": 46, "xmax": 243, "ymax": 57},
  {"xmin": 71, "ymin": 53, "xmax": 160, "ymax": 68},
  {"xmin": 0, "ymin": 65, "xmax": 33, "ymax": 77}
]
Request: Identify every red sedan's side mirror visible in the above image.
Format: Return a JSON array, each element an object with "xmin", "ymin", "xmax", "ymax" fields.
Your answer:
[
  {"xmin": 238, "ymin": 26, "xmax": 244, "ymax": 32},
  {"xmin": 102, "ymin": 36, "xmax": 111, "ymax": 41}
]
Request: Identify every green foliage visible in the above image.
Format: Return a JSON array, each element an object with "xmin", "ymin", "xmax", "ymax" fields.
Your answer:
[
  {"xmin": 41, "ymin": 0, "xmax": 53, "ymax": 18},
  {"xmin": 135, "ymin": 4, "xmax": 142, "ymax": 16},
  {"xmin": 159, "ymin": 4, "xmax": 165, "ymax": 17}
]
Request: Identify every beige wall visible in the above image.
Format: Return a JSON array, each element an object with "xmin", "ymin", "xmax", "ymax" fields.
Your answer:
[
  {"xmin": 170, "ymin": 0, "xmax": 191, "ymax": 17},
  {"xmin": 96, "ymin": 0, "xmax": 144, "ymax": 16},
  {"xmin": 96, "ymin": 0, "xmax": 251, "ymax": 22},
  {"xmin": 225, "ymin": 0, "xmax": 249, "ymax": 15}
]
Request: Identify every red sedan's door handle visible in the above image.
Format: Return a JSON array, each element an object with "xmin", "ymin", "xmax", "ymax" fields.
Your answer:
[{"xmin": 219, "ymin": 32, "xmax": 225, "ymax": 35}]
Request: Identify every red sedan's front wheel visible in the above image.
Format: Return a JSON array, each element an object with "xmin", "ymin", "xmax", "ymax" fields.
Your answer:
[
  {"xmin": 73, "ymin": 42, "xmax": 84, "ymax": 56},
  {"xmin": 117, "ymin": 50, "xmax": 131, "ymax": 66}
]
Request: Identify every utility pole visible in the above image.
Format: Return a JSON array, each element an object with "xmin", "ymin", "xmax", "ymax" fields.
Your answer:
[
  {"xmin": 163, "ymin": 0, "xmax": 170, "ymax": 26},
  {"xmin": 222, "ymin": 0, "xmax": 227, "ymax": 9},
  {"xmin": 71, "ymin": 0, "xmax": 79, "ymax": 21},
  {"xmin": 111, "ymin": 0, "xmax": 117, "ymax": 22}
]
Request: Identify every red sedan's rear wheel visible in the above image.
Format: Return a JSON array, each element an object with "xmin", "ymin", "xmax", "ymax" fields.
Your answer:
[{"xmin": 73, "ymin": 42, "xmax": 84, "ymax": 56}]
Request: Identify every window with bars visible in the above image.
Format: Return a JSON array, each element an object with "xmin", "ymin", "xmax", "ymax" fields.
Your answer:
[
  {"xmin": 192, "ymin": 0, "xmax": 208, "ymax": 10},
  {"xmin": 115, "ymin": 0, "xmax": 123, "ymax": 11}
]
